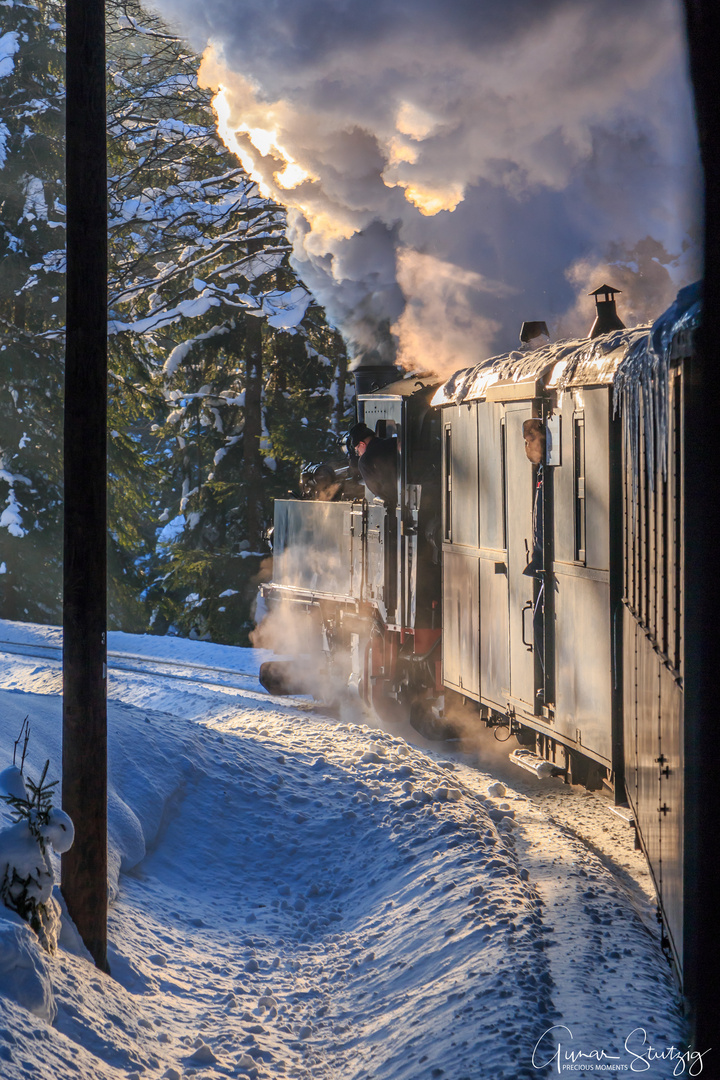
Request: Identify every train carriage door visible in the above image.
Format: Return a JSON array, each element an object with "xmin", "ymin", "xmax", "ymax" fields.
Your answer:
[
  {"xmin": 477, "ymin": 401, "xmax": 510, "ymax": 708},
  {"xmin": 504, "ymin": 404, "xmax": 538, "ymax": 711},
  {"xmin": 440, "ymin": 403, "xmax": 480, "ymax": 699}
]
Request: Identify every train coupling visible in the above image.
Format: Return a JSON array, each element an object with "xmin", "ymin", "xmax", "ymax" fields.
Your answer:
[{"xmin": 509, "ymin": 747, "xmax": 565, "ymax": 779}]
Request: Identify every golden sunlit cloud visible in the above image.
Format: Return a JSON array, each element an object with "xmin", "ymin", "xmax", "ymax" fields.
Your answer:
[
  {"xmin": 297, "ymin": 209, "xmax": 361, "ymax": 248},
  {"xmin": 202, "ymin": 57, "xmax": 366, "ymax": 246},
  {"xmin": 395, "ymin": 100, "xmax": 440, "ymax": 140},
  {"xmin": 275, "ymin": 162, "xmax": 310, "ymax": 190},
  {"xmin": 392, "ymin": 249, "xmax": 505, "ymax": 378},
  {"xmin": 209, "ymin": 49, "xmax": 466, "ymax": 236},
  {"xmin": 211, "ymin": 81, "xmax": 314, "ymax": 197},
  {"xmin": 401, "ymin": 181, "xmax": 465, "ymax": 216},
  {"xmin": 243, "ymin": 125, "xmax": 278, "ymax": 157},
  {"xmin": 186, "ymin": 11, "xmax": 697, "ymax": 370},
  {"xmin": 212, "ymin": 86, "xmax": 271, "ymax": 197},
  {"xmin": 386, "ymin": 137, "xmax": 419, "ymax": 167}
]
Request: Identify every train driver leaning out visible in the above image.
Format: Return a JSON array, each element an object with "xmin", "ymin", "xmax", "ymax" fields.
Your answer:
[
  {"xmin": 522, "ymin": 418, "xmax": 546, "ymax": 578},
  {"xmin": 348, "ymin": 422, "xmax": 398, "ymax": 505}
]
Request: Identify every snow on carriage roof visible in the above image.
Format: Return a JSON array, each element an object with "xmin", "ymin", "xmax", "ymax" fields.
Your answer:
[
  {"xmin": 432, "ymin": 283, "xmax": 702, "ymax": 408},
  {"xmin": 431, "ymin": 326, "xmax": 652, "ymax": 407}
]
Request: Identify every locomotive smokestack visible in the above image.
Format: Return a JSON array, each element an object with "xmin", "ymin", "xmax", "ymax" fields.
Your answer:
[
  {"xmin": 588, "ymin": 284, "xmax": 625, "ymax": 338},
  {"xmin": 352, "ymin": 360, "xmax": 403, "ymax": 397}
]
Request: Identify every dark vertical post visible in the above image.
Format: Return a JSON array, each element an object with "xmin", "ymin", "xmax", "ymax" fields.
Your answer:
[
  {"xmin": 681, "ymin": 0, "xmax": 720, "ymax": 1055},
  {"xmin": 62, "ymin": 0, "xmax": 108, "ymax": 971}
]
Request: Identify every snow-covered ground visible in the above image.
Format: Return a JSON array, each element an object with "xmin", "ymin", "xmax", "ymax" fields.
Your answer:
[{"xmin": 0, "ymin": 619, "xmax": 691, "ymax": 1078}]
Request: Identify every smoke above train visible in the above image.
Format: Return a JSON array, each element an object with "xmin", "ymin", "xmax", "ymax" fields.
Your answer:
[{"xmin": 151, "ymin": 0, "xmax": 701, "ymax": 374}]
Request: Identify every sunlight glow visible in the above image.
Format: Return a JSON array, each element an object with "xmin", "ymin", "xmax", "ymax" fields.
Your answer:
[
  {"xmin": 276, "ymin": 161, "xmax": 310, "ymax": 190},
  {"xmin": 212, "ymin": 87, "xmax": 271, "ymax": 196},
  {"xmin": 212, "ymin": 86, "xmax": 311, "ymax": 196}
]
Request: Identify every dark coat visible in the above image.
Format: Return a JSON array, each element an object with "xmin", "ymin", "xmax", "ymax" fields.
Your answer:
[{"xmin": 358, "ymin": 436, "xmax": 397, "ymax": 503}]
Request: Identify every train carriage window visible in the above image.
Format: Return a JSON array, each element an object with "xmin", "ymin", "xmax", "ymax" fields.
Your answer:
[
  {"xmin": 444, "ymin": 423, "xmax": 452, "ymax": 542},
  {"xmin": 672, "ymin": 371, "xmax": 683, "ymax": 675},
  {"xmin": 501, "ymin": 416, "xmax": 508, "ymax": 551},
  {"xmin": 635, "ymin": 433, "xmax": 642, "ymax": 619},
  {"xmin": 666, "ymin": 376, "xmax": 676, "ymax": 666},
  {"xmin": 624, "ymin": 433, "xmax": 632, "ymax": 608},
  {"xmin": 623, "ymin": 427, "xmax": 633, "ymax": 610},
  {"xmin": 638, "ymin": 412, "xmax": 646, "ymax": 626},
  {"xmin": 573, "ymin": 414, "xmax": 586, "ymax": 563},
  {"xmin": 643, "ymin": 421, "xmax": 652, "ymax": 633},
  {"xmin": 648, "ymin": 436, "xmax": 657, "ymax": 642},
  {"xmin": 643, "ymin": 407, "xmax": 654, "ymax": 634},
  {"xmin": 660, "ymin": 460, "xmax": 669, "ymax": 657}
]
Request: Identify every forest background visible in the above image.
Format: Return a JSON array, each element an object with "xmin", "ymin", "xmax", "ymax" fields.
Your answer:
[{"xmin": 0, "ymin": 0, "xmax": 351, "ymax": 644}]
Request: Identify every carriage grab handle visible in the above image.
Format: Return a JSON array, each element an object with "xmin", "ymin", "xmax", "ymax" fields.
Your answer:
[{"xmin": 521, "ymin": 601, "xmax": 534, "ymax": 652}]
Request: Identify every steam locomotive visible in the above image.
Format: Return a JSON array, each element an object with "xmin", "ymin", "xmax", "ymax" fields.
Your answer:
[{"xmin": 259, "ymin": 281, "xmax": 700, "ymax": 988}]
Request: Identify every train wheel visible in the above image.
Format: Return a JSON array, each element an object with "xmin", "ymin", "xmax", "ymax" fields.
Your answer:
[
  {"xmin": 409, "ymin": 698, "xmax": 460, "ymax": 741},
  {"xmin": 566, "ymin": 750, "xmax": 606, "ymax": 792},
  {"xmin": 259, "ymin": 659, "xmax": 331, "ymax": 700}
]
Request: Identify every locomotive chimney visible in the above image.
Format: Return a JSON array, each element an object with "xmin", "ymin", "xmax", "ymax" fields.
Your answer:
[
  {"xmin": 588, "ymin": 283, "xmax": 625, "ymax": 338},
  {"xmin": 352, "ymin": 360, "xmax": 403, "ymax": 397}
]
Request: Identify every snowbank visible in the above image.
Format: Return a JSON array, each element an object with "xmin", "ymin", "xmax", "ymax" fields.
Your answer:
[
  {"xmin": 0, "ymin": 621, "xmax": 687, "ymax": 1078},
  {"xmin": 0, "ymin": 908, "xmax": 56, "ymax": 1023}
]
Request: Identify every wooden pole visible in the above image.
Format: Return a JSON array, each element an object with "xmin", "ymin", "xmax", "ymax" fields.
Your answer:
[
  {"xmin": 62, "ymin": 0, "xmax": 109, "ymax": 972},
  {"xmin": 681, "ymin": 0, "xmax": 720, "ymax": 1056}
]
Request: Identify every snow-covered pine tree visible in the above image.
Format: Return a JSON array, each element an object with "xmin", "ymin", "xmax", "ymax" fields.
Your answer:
[
  {"xmin": 0, "ymin": 0, "xmax": 350, "ymax": 641},
  {"xmin": 0, "ymin": 2, "xmax": 66, "ymax": 622},
  {"xmin": 0, "ymin": 733, "xmax": 74, "ymax": 955},
  {"xmin": 105, "ymin": 0, "xmax": 350, "ymax": 643}
]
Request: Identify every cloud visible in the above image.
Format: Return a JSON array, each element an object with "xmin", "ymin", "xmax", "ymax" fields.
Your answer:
[
  {"xmin": 151, "ymin": 0, "xmax": 702, "ymax": 372},
  {"xmin": 394, "ymin": 250, "xmax": 511, "ymax": 377}
]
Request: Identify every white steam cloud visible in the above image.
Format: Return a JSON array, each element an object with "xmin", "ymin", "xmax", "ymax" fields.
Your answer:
[{"xmin": 150, "ymin": 0, "xmax": 701, "ymax": 375}]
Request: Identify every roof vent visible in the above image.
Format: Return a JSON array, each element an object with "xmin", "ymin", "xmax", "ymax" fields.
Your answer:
[
  {"xmin": 520, "ymin": 320, "xmax": 549, "ymax": 346},
  {"xmin": 588, "ymin": 284, "xmax": 625, "ymax": 339}
]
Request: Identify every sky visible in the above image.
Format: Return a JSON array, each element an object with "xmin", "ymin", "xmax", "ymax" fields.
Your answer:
[
  {"xmin": 0, "ymin": 619, "xmax": 688, "ymax": 1078},
  {"xmin": 146, "ymin": 0, "xmax": 702, "ymax": 376}
]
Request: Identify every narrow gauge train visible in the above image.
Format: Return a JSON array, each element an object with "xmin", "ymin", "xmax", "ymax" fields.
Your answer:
[{"xmin": 260, "ymin": 282, "xmax": 700, "ymax": 987}]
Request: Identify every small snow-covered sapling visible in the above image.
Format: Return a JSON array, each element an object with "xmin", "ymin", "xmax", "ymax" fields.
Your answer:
[{"xmin": 0, "ymin": 722, "xmax": 74, "ymax": 951}]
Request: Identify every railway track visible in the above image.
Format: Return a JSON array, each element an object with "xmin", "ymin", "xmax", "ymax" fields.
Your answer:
[{"xmin": 0, "ymin": 637, "xmax": 280, "ymax": 696}]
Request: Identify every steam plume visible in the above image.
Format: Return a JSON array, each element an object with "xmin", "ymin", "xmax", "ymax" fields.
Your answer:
[{"xmin": 150, "ymin": 0, "xmax": 701, "ymax": 374}]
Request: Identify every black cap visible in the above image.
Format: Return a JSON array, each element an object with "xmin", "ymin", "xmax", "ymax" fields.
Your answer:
[{"xmin": 348, "ymin": 422, "xmax": 375, "ymax": 448}]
